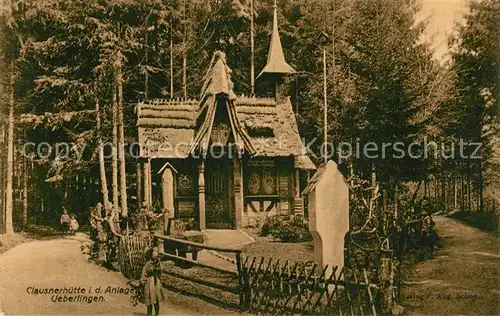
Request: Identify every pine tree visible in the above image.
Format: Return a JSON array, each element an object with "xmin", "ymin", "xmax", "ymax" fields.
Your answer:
[{"xmin": 450, "ymin": 0, "xmax": 500, "ymax": 211}]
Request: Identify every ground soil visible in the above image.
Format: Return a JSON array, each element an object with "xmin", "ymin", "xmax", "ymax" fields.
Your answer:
[
  {"xmin": 0, "ymin": 234, "xmax": 242, "ymax": 315},
  {"xmin": 242, "ymin": 238, "xmax": 314, "ymax": 263},
  {"xmin": 0, "ymin": 233, "xmax": 33, "ymax": 254},
  {"xmin": 400, "ymin": 215, "xmax": 500, "ymax": 315}
]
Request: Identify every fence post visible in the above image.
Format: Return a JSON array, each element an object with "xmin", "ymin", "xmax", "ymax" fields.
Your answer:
[
  {"xmin": 236, "ymin": 252, "xmax": 245, "ymax": 309},
  {"xmin": 379, "ymin": 251, "xmax": 394, "ymax": 314}
]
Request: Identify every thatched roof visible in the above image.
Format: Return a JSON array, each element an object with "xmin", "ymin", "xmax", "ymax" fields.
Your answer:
[
  {"xmin": 294, "ymin": 154, "xmax": 317, "ymax": 170},
  {"xmin": 137, "ymin": 99, "xmax": 199, "ymax": 129},
  {"xmin": 137, "ymin": 96, "xmax": 305, "ymax": 158},
  {"xmin": 235, "ymin": 96, "xmax": 304, "ymax": 157},
  {"xmin": 136, "ymin": 51, "xmax": 308, "ymax": 160},
  {"xmin": 138, "ymin": 127, "xmax": 194, "ymax": 158},
  {"xmin": 137, "ymin": 99, "xmax": 198, "ymax": 158}
]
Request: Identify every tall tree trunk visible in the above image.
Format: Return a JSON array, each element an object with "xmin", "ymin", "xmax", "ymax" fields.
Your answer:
[
  {"xmin": 478, "ymin": 162, "xmax": 484, "ymax": 212},
  {"xmin": 454, "ymin": 173, "xmax": 458, "ymax": 210},
  {"xmin": 112, "ymin": 69, "xmax": 119, "ymax": 214},
  {"xmin": 117, "ymin": 55, "xmax": 128, "ymax": 219},
  {"xmin": 394, "ymin": 183, "xmax": 398, "ymax": 226},
  {"xmin": 96, "ymin": 101, "xmax": 110, "ymax": 206},
  {"xmin": 441, "ymin": 172, "xmax": 448, "ymax": 212},
  {"xmin": 250, "ymin": 0, "xmax": 255, "ymax": 95},
  {"xmin": 136, "ymin": 162, "xmax": 142, "ymax": 208},
  {"xmin": 22, "ymin": 146, "xmax": 28, "ymax": 228},
  {"xmin": 460, "ymin": 161, "xmax": 464, "ymax": 210},
  {"xmin": 331, "ymin": 0, "xmax": 336, "ymax": 113},
  {"xmin": 5, "ymin": 61, "xmax": 15, "ymax": 235},
  {"xmin": 169, "ymin": 14, "xmax": 174, "ymax": 97},
  {"xmin": 467, "ymin": 169, "xmax": 471, "ymax": 212},
  {"xmin": 434, "ymin": 177, "xmax": 438, "ymax": 211},
  {"xmin": 144, "ymin": 33, "xmax": 149, "ymax": 100},
  {"xmin": 370, "ymin": 162, "xmax": 380, "ymax": 232},
  {"xmin": 0, "ymin": 122, "xmax": 5, "ymax": 232},
  {"xmin": 182, "ymin": 0, "xmax": 187, "ymax": 99},
  {"xmin": 424, "ymin": 178, "xmax": 428, "ymax": 199}
]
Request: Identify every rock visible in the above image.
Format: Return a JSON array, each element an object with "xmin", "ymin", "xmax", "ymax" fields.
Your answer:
[
  {"xmin": 83, "ymin": 254, "xmax": 91, "ymax": 261},
  {"xmin": 392, "ymin": 304, "xmax": 405, "ymax": 315}
]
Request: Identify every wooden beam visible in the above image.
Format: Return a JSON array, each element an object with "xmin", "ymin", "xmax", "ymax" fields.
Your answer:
[
  {"xmin": 163, "ymin": 270, "xmax": 240, "ymax": 294},
  {"xmin": 154, "ymin": 234, "xmax": 242, "ymax": 253},
  {"xmin": 159, "ymin": 252, "xmax": 238, "ymax": 276}
]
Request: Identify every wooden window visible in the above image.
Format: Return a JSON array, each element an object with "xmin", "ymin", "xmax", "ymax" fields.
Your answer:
[
  {"xmin": 245, "ymin": 166, "xmax": 278, "ymax": 196},
  {"xmin": 207, "ymin": 168, "xmax": 225, "ymax": 194}
]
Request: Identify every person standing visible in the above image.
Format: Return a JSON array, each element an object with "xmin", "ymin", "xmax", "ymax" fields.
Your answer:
[
  {"xmin": 140, "ymin": 246, "xmax": 167, "ymax": 315},
  {"xmin": 60, "ymin": 208, "xmax": 70, "ymax": 235},
  {"xmin": 69, "ymin": 214, "xmax": 79, "ymax": 235}
]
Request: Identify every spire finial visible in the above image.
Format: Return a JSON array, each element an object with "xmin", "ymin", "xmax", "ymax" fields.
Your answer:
[{"xmin": 257, "ymin": 0, "xmax": 295, "ymax": 79}]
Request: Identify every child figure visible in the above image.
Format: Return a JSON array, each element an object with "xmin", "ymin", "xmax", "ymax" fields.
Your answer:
[
  {"xmin": 69, "ymin": 214, "xmax": 79, "ymax": 235},
  {"xmin": 140, "ymin": 246, "xmax": 167, "ymax": 315},
  {"xmin": 60, "ymin": 208, "xmax": 70, "ymax": 235}
]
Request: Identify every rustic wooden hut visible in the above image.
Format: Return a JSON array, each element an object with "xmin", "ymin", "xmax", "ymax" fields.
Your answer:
[{"xmin": 136, "ymin": 3, "xmax": 315, "ymax": 230}]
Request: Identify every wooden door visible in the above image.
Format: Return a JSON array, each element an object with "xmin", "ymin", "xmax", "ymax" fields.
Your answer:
[{"xmin": 205, "ymin": 158, "xmax": 233, "ymax": 229}]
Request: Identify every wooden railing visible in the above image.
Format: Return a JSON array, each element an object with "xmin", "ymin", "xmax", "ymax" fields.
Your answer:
[
  {"xmin": 152, "ymin": 234, "xmax": 246, "ymax": 308},
  {"xmin": 119, "ymin": 233, "xmax": 385, "ymax": 313}
]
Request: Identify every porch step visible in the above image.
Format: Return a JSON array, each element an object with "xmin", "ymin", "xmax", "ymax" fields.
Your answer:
[{"xmin": 202, "ymin": 229, "xmax": 255, "ymax": 249}]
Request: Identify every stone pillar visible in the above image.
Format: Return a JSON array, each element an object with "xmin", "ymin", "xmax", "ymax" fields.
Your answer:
[
  {"xmin": 161, "ymin": 167, "xmax": 175, "ymax": 219},
  {"xmin": 233, "ymin": 158, "xmax": 243, "ymax": 229},
  {"xmin": 305, "ymin": 161, "xmax": 349, "ymax": 277},
  {"xmin": 198, "ymin": 160, "xmax": 206, "ymax": 230}
]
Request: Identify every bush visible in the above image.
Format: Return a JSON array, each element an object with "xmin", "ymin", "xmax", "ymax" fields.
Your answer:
[
  {"xmin": 261, "ymin": 215, "xmax": 312, "ymax": 243},
  {"xmin": 24, "ymin": 225, "xmax": 59, "ymax": 237},
  {"xmin": 260, "ymin": 215, "xmax": 283, "ymax": 237},
  {"xmin": 170, "ymin": 218, "xmax": 197, "ymax": 235}
]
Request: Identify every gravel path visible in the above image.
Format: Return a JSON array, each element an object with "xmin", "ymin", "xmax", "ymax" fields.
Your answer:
[
  {"xmin": 401, "ymin": 215, "xmax": 500, "ymax": 315},
  {"xmin": 0, "ymin": 234, "xmax": 238, "ymax": 315}
]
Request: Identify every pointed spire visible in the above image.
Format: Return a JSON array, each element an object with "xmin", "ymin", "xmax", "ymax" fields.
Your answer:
[{"xmin": 257, "ymin": 0, "xmax": 295, "ymax": 78}]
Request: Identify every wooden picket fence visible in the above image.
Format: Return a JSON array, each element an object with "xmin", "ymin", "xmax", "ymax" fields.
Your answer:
[
  {"xmin": 241, "ymin": 256, "xmax": 380, "ymax": 315},
  {"xmin": 115, "ymin": 236, "xmax": 385, "ymax": 314},
  {"xmin": 117, "ymin": 235, "xmax": 152, "ymax": 280}
]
